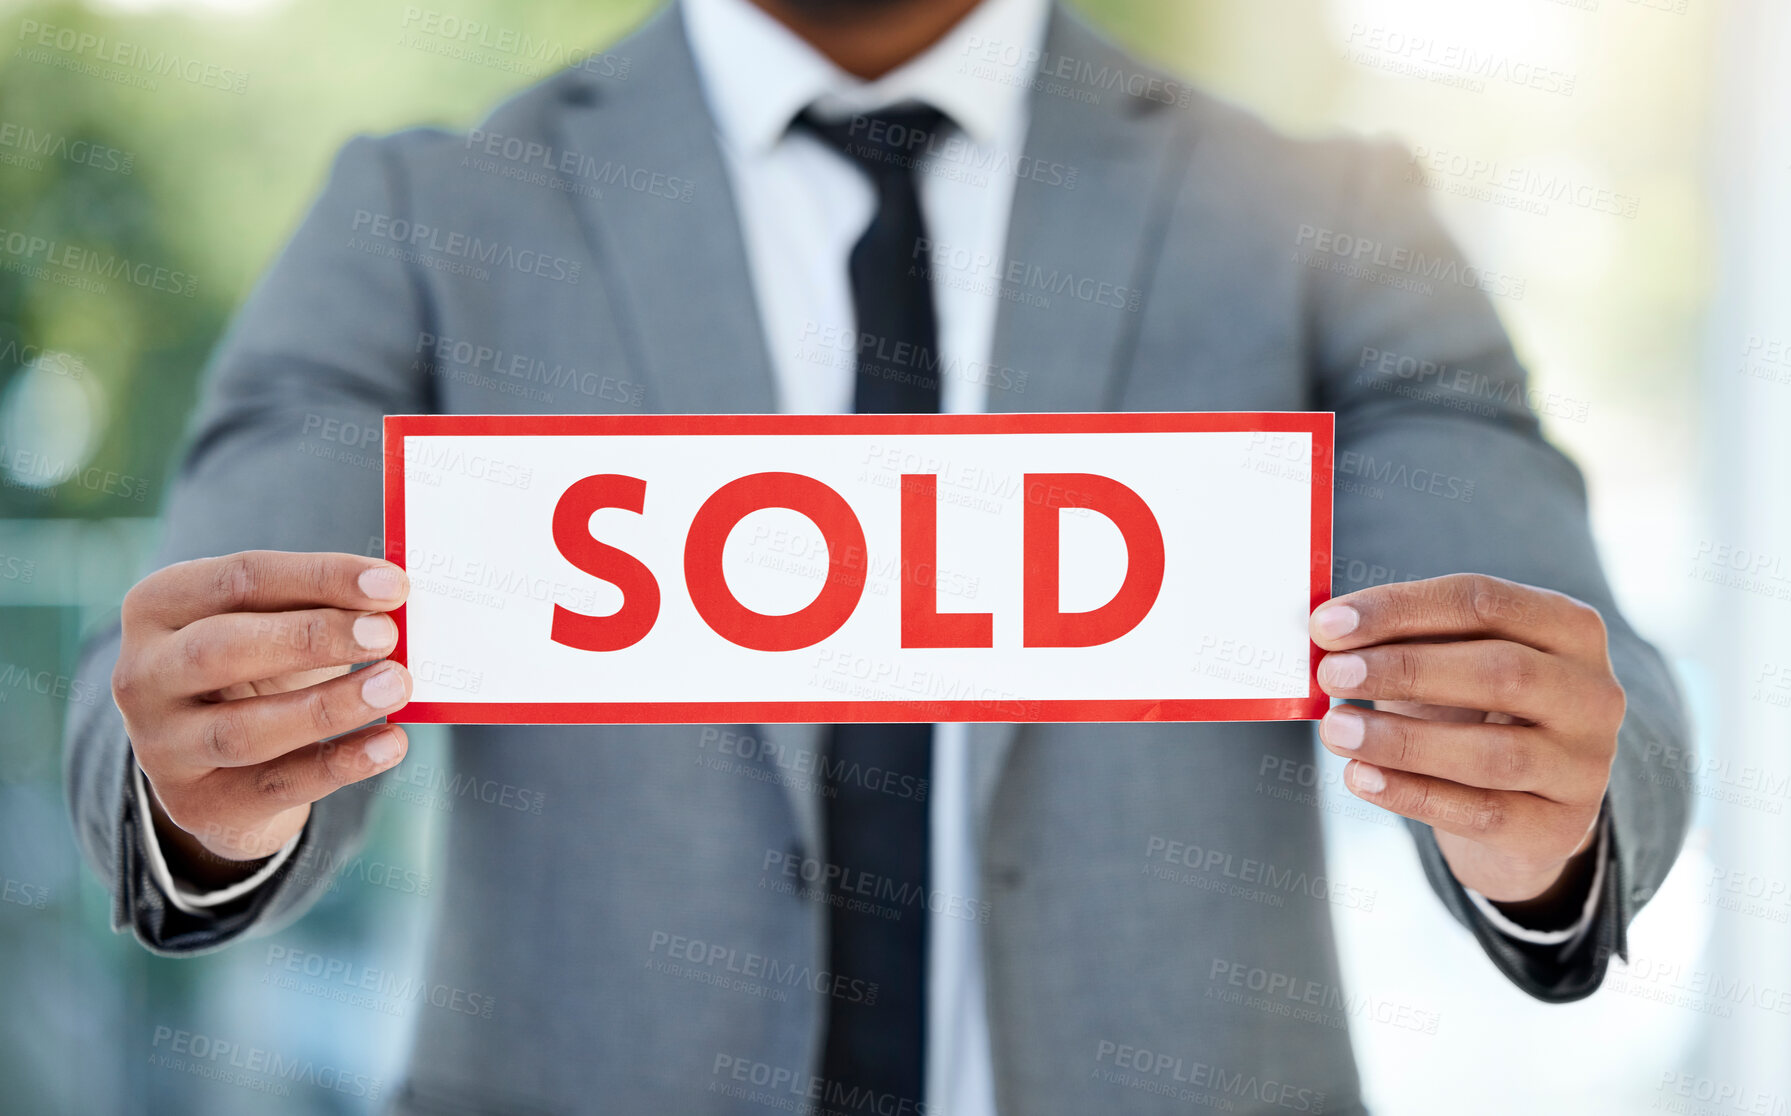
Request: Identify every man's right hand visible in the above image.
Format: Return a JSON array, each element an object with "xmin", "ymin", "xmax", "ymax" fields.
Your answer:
[{"xmin": 113, "ymin": 551, "xmax": 413, "ymax": 884}]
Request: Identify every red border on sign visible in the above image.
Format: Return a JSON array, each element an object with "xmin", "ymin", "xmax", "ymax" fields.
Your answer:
[{"xmin": 383, "ymin": 412, "xmax": 1334, "ymax": 725}]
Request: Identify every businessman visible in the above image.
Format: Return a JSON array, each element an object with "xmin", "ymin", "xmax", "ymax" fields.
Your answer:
[{"xmin": 68, "ymin": 0, "xmax": 1691, "ymax": 1112}]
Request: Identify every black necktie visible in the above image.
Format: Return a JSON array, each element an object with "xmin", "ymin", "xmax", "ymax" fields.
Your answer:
[{"xmin": 794, "ymin": 104, "xmax": 946, "ymax": 1111}]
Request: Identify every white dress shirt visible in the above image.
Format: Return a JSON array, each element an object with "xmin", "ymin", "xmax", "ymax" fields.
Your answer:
[{"xmin": 138, "ymin": 1, "xmax": 1605, "ymax": 1112}]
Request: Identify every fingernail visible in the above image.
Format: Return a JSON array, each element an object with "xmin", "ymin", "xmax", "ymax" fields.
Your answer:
[
  {"xmin": 1351, "ymin": 762, "xmax": 1386, "ymax": 794},
  {"xmin": 1311, "ymin": 604, "xmax": 1359, "ymax": 641},
  {"xmin": 1324, "ymin": 708, "xmax": 1365, "ymax": 750},
  {"xmin": 363, "ymin": 730, "xmax": 402, "ymax": 767},
  {"xmin": 361, "ymin": 667, "xmax": 406, "ymax": 709},
  {"xmin": 359, "ymin": 565, "xmax": 405, "ymax": 602},
  {"xmin": 1318, "ymin": 653, "xmax": 1367, "ymax": 690},
  {"xmin": 352, "ymin": 614, "xmax": 393, "ymax": 650}
]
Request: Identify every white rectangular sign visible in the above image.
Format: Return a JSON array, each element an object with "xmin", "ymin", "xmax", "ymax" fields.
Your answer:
[{"xmin": 384, "ymin": 412, "xmax": 1332, "ymax": 724}]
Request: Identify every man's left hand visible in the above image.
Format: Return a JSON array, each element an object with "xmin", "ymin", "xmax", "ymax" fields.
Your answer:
[{"xmin": 1308, "ymin": 573, "xmax": 1623, "ymax": 909}]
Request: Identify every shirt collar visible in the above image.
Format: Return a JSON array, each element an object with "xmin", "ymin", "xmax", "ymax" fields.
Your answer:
[{"xmin": 681, "ymin": 0, "xmax": 1050, "ymax": 155}]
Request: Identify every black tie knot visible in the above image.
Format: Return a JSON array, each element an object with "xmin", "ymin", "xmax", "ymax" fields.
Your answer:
[{"xmin": 794, "ymin": 104, "xmax": 950, "ymax": 182}]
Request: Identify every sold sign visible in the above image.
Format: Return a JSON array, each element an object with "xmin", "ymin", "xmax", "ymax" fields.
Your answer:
[{"xmin": 384, "ymin": 412, "xmax": 1332, "ymax": 724}]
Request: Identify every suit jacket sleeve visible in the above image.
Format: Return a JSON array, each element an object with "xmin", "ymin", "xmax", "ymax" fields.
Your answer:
[
  {"xmin": 63, "ymin": 133, "xmax": 434, "ymax": 954},
  {"xmin": 1305, "ymin": 138, "xmax": 1691, "ymax": 1002}
]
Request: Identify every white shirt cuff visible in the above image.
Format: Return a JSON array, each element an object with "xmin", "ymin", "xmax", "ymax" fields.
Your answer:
[
  {"xmin": 132, "ymin": 763, "xmax": 299, "ymax": 915},
  {"xmin": 1464, "ymin": 814, "xmax": 1609, "ymax": 947}
]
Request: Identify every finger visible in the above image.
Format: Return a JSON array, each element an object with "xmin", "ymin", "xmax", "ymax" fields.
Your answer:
[
  {"xmin": 1340, "ymin": 760, "xmax": 1556, "ymax": 847},
  {"xmin": 176, "ymin": 662, "xmax": 412, "ymax": 770},
  {"xmin": 1309, "ymin": 573, "xmax": 1606, "ymax": 658},
  {"xmin": 165, "ymin": 607, "xmax": 398, "ymax": 695},
  {"xmin": 126, "ymin": 551, "xmax": 408, "ymax": 630},
  {"xmin": 215, "ymin": 664, "xmax": 353, "ymax": 703},
  {"xmin": 1316, "ymin": 640, "xmax": 1577, "ymax": 723},
  {"xmin": 1318, "ymin": 705, "xmax": 1593, "ymax": 801},
  {"xmin": 204, "ymin": 723, "xmax": 410, "ymax": 818},
  {"xmin": 1372, "ymin": 700, "xmax": 1486, "ymax": 724}
]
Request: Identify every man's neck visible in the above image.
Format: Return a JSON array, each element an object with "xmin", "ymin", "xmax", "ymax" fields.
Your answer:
[{"xmin": 746, "ymin": 0, "xmax": 988, "ymax": 79}]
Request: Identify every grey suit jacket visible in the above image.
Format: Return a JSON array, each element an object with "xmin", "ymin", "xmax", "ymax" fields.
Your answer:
[{"xmin": 65, "ymin": 5, "xmax": 1691, "ymax": 1114}]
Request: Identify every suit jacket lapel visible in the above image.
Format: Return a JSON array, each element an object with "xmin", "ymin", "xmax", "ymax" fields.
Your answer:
[
  {"xmin": 971, "ymin": 6, "xmax": 1195, "ymax": 821},
  {"xmin": 553, "ymin": 6, "xmax": 781, "ymax": 419}
]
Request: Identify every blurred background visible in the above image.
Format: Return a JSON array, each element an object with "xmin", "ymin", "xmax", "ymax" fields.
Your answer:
[{"xmin": 1, "ymin": 0, "xmax": 1785, "ymax": 1112}]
